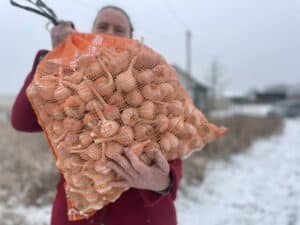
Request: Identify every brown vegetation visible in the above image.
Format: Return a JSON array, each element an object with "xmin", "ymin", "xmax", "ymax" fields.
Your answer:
[
  {"xmin": 182, "ymin": 115, "xmax": 283, "ymax": 185},
  {"xmin": 0, "ymin": 111, "xmax": 283, "ymax": 216},
  {"xmin": 0, "ymin": 120, "xmax": 58, "ymax": 207}
]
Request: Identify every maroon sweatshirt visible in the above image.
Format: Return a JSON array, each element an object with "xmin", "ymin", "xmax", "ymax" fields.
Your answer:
[{"xmin": 11, "ymin": 51, "xmax": 182, "ymax": 225}]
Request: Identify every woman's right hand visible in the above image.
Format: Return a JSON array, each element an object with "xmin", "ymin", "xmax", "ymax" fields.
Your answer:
[{"xmin": 51, "ymin": 21, "xmax": 75, "ymax": 48}]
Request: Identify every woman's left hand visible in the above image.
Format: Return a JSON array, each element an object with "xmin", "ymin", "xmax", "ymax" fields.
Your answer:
[{"xmin": 107, "ymin": 148, "xmax": 171, "ymax": 192}]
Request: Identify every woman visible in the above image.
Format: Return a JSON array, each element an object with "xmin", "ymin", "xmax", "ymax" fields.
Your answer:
[{"xmin": 11, "ymin": 6, "xmax": 182, "ymax": 225}]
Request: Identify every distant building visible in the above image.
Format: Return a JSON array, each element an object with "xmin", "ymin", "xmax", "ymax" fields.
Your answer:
[
  {"xmin": 224, "ymin": 85, "xmax": 293, "ymax": 104},
  {"xmin": 224, "ymin": 91, "xmax": 255, "ymax": 104},
  {"xmin": 255, "ymin": 91, "xmax": 286, "ymax": 103},
  {"xmin": 287, "ymin": 84, "xmax": 300, "ymax": 99},
  {"xmin": 254, "ymin": 86, "xmax": 287, "ymax": 103},
  {"xmin": 172, "ymin": 64, "xmax": 209, "ymax": 111}
]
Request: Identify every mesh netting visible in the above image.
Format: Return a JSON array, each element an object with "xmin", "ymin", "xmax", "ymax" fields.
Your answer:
[{"xmin": 26, "ymin": 32, "xmax": 227, "ymax": 221}]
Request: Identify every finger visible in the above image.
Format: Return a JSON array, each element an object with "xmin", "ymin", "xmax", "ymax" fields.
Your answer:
[
  {"xmin": 53, "ymin": 21, "xmax": 75, "ymax": 33},
  {"xmin": 107, "ymin": 161, "xmax": 132, "ymax": 182},
  {"xmin": 109, "ymin": 154, "xmax": 136, "ymax": 176},
  {"xmin": 124, "ymin": 148, "xmax": 146, "ymax": 173},
  {"xmin": 57, "ymin": 20, "xmax": 74, "ymax": 27},
  {"xmin": 51, "ymin": 24, "xmax": 73, "ymax": 34},
  {"xmin": 154, "ymin": 150, "xmax": 169, "ymax": 173},
  {"xmin": 109, "ymin": 181, "xmax": 130, "ymax": 188},
  {"xmin": 64, "ymin": 21, "xmax": 75, "ymax": 29}
]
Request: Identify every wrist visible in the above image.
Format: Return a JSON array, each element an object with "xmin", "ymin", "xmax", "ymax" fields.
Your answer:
[{"xmin": 156, "ymin": 173, "xmax": 172, "ymax": 195}]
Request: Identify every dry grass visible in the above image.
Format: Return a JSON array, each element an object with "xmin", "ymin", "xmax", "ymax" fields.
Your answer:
[
  {"xmin": 182, "ymin": 115, "xmax": 284, "ymax": 185},
  {"xmin": 0, "ymin": 107, "xmax": 283, "ymax": 213},
  {"xmin": 0, "ymin": 116, "xmax": 57, "ymax": 224},
  {"xmin": 0, "ymin": 119, "xmax": 58, "ymax": 207}
]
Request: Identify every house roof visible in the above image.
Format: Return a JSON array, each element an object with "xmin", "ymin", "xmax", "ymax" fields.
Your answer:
[{"xmin": 172, "ymin": 64, "xmax": 208, "ymax": 90}]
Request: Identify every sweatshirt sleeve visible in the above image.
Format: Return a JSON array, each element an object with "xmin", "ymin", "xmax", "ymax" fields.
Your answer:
[
  {"xmin": 11, "ymin": 50, "xmax": 49, "ymax": 132},
  {"xmin": 137, "ymin": 159, "xmax": 182, "ymax": 207}
]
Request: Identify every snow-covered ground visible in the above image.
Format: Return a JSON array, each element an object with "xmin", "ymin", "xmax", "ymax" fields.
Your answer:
[
  {"xmin": 210, "ymin": 104, "xmax": 273, "ymax": 118},
  {"xmin": 176, "ymin": 118, "xmax": 300, "ymax": 225},
  {"xmin": 1, "ymin": 118, "xmax": 299, "ymax": 225},
  {"xmin": 0, "ymin": 204, "xmax": 51, "ymax": 225}
]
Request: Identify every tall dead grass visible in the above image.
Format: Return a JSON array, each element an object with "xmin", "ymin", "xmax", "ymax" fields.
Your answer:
[
  {"xmin": 0, "ymin": 110, "xmax": 283, "ymax": 209},
  {"xmin": 0, "ymin": 120, "xmax": 58, "ymax": 207},
  {"xmin": 182, "ymin": 115, "xmax": 284, "ymax": 185}
]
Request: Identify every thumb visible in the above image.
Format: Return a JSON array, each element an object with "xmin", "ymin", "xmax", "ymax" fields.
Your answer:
[{"xmin": 154, "ymin": 150, "xmax": 169, "ymax": 173}]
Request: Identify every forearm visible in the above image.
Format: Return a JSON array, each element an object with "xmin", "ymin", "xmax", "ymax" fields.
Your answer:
[
  {"xmin": 11, "ymin": 50, "xmax": 48, "ymax": 132},
  {"xmin": 11, "ymin": 86, "xmax": 41, "ymax": 132}
]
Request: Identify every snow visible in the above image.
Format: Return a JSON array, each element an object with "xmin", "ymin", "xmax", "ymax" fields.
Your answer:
[
  {"xmin": 0, "ymin": 204, "xmax": 51, "ymax": 225},
  {"xmin": 210, "ymin": 104, "xmax": 273, "ymax": 118},
  {"xmin": 176, "ymin": 118, "xmax": 300, "ymax": 225},
  {"xmin": 2, "ymin": 119, "xmax": 300, "ymax": 225},
  {"xmin": 13, "ymin": 205, "xmax": 51, "ymax": 224}
]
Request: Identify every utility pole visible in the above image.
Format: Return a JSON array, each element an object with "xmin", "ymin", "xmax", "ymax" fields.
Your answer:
[
  {"xmin": 186, "ymin": 30, "xmax": 197, "ymax": 105},
  {"xmin": 186, "ymin": 30, "xmax": 192, "ymax": 77},
  {"xmin": 209, "ymin": 59, "xmax": 220, "ymax": 111}
]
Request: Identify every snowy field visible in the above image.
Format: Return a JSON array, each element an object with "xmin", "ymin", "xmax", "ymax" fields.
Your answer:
[
  {"xmin": 1, "ymin": 118, "xmax": 299, "ymax": 225},
  {"xmin": 176, "ymin": 118, "xmax": 300, "ymax": 225},
  {"xmin": 210, "ymin": 104, "xmax": 273, "ymax": 119},
  {"xmin": 0, "ymin": 204, "xmax": 51, "ymax": 225}
]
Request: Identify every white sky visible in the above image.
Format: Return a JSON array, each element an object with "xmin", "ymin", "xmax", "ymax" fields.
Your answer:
[{"xmin": 1, "ymin": 0, "xmax": 300, "ymax": 95}]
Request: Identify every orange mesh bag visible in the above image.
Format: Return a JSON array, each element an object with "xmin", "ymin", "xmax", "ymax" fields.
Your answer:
[{"xmin": 26, "ymin": 32, "xmax": 227, "ymax": 220}]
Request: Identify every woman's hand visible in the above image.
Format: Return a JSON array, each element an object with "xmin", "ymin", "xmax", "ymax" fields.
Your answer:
[
  {"xmin": 107, "ymin": 148, "xmax": 171, "ymax": 192},
  {"xmin": 50, "ymin": 21, "xmax": 75, "ymax": 48}
]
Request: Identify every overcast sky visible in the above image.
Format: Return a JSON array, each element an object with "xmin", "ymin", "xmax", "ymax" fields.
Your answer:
[{"xmin": 1, "ymin": 0, "xmax": 300, "ymax": 95}]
